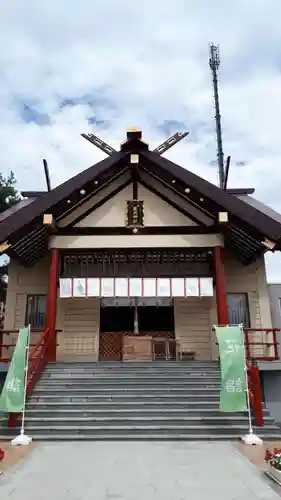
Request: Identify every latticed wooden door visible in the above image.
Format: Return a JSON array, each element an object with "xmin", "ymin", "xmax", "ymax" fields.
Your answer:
[{"xmin": 99, "ymin": 332, "xmax": 123, "ymax": 361}]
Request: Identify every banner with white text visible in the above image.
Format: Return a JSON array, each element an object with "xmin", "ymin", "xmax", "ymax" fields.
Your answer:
[
  {"xmin": 214, "ymin": 325, "xmax": 247, "ymax": 412},
  {"xmin": 0, "ymin": 326, "xmax": 29, "ymax": 413}
]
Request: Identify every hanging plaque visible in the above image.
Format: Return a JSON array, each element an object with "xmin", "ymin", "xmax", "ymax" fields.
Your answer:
[
  {"xmin": 171, "ymin": 278, "xmax": 185, "ymax": 297},
  {"xmin": 101, "ymin": 278, "xmax": 114, "ymax": 297},
  {"xmin": 126, "ymin": 200, "xmax": 144, "ymax": 228},
  {"xmin": 129, "ymin": 278, "xmax": 142, "ymax": 297},
  {"xmin": 59, "ymin": 278, "xmax": 72, "ymax": 298},
  {"xmin": 87, "ymin": 278, "xmax": 100, "ymax": 297},
  {"xmin": 156, "ymin": 278, "xmax": 171, "ymax": 297},
  {"xmin": 200, "ymin": 277, "xmax": 214, "ymax": 297},
  {"xmin": 115, "ymin": 278, "xmax": 129, "ymax": 297},
  {"xmin": 143, "ymin": 278, "xmax": 156, "ymax": 297},
  {"xmin": 73, "ymin": 278, "xmax": 86, "ymax": 297},
  {"xmin": 185, "ymin": 278, "xmax": 199, "ymax": 297}
]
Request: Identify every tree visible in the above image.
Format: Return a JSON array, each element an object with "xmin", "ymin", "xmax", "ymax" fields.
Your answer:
[
  {"xmin": 0, "ymin": 171, "xmax": 20, "ymax": 213},
  {"xmin": 0, "ymin": 171, "xmax": 20, "ymax": 306}
]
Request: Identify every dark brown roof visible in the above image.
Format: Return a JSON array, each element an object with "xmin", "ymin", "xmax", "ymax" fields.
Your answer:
[
  {"xmin": 21, "ymin": 191, "xmax": 47, "ymax": 198},
  {"xmin": 1, "ymin": 132, "xmax": 281, "ymax": 266},
  {"xmin": 142, "ymin": 150, "xmax": 281, "ymax": 242},
  {"xmin": 0, "ymin": 198, "xmax": 35, "ymax": 222},
  {"xmin": 238, "ymin": 195, "xmax": 281, "ymax": 225},
  {"xmin": 0, "ymin": 151, "xmax": 127, "ymax": 242},
  {"xmin": 226, "ymin": 188, "xmax": 255, "ymax": 195}
]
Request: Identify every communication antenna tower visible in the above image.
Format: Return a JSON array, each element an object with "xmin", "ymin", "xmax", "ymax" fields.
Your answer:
[{"xmin": 209, "ymin": 43, "xmax": 224, "ymax": 188}]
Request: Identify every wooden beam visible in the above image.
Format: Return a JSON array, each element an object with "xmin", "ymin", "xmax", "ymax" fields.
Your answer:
[
  {"xmin": 213, "ymin": 246, "xmax": 229, "ymax": 325},
  {"xmin": 43, "ymin": 213, "xmax": 53, "ymax": 226},
  {"xmin": 81, "ymin": 133, "xmax": 116, "ymax": 156},
  {"xmin": 153, "ymin": 132, "xmax": 189, "ymax": 155},
  {"xmin": 67, "ymin": 180, "xmax": 132, "ymax": 228},
  {"xmin": 0, "ymin": 241, "xmax": 11, "ymax": 253},
  {"xmin": 261, "ymin": 238, "xmax": 276, "ymax": 250},
  {"xmin": 139, "ymin": 179, "xmax": 205, "ymax": 226},
  {"xmin": 43, "ymin": 213, "xmax": 56, "ymax": 232},
  {"xmin": 218, "ymin": 211, "xmax": 228, "ymax": 224},
  {"xmin": 58, "ymin": 225, "xmax": 219, "ymax": 236}
]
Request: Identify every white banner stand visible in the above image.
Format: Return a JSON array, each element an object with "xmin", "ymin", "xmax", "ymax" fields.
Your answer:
[
  {"xmin": 11, "ymin": 325, "xmax": 32, "ymax": 446},
  {"xmin": 240, "ymin": 325, "xmax": 263, "ymax": 445}
]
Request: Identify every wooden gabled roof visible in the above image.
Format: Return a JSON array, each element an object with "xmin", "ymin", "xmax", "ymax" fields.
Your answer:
[
  {"xmin": 141, "ymin": 150, "xmax": 281, "ymax": 241},
  {"xmin": 1, "ymin": 129, "xmax": 281, "ymax": 266}
]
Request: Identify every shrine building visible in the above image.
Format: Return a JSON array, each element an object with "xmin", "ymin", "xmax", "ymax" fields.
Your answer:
[{"xmin": 0, "ymin": 128, "xmax": 281, "ymax": 364}]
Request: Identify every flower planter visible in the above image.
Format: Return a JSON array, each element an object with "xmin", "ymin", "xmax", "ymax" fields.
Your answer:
[
  {"xmin": 265, "ymin": 447, "xmax": 281, "ymax": 482},
  {"xmin": 269, "ymin": 467, "xmax": 281, "ymax": 485}
]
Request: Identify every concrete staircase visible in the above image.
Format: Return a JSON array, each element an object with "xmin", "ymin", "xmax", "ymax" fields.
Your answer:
[{"xmin": 0, "ymin": 360, "xmax": 280, "ymax": 440}]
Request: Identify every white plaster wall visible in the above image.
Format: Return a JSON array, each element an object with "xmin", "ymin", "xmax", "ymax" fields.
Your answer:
[{"xmin": 75, "ymin": 183, "xmax": 197, "ymax": 227}]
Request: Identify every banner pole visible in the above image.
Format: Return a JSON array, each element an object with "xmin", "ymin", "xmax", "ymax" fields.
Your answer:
[
  {"xmin": 11, "ymin": 325, "xmax": 32, "ymax": 446},
  {"xmin": 20, "ymin": 324, "xmax": 31, "ymax": 435},
  {"xmin": 240, "ymin": 324, "xmax": 262, "ymax": 446},
  {"xmin": 243, "ymin": 343, "xmax": 254, "ymax": 434}
]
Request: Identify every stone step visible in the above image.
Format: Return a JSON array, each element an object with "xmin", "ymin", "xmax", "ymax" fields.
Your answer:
[
  {"xmin": 2, "ymin": 358, "xmax": 276, "ymax": 443},
  {"xmin": 23, "ymin": 408, "xmax": 250, "ymax": 417},
  {"xmin": 35, "ymin": 380, "xmax": 221, "ymax": 389},
  {"xmin": 43, "ymin": 372, "xmax": 221, "ymax": 377},
  {"xmin": 24, "ymin": 403, "xmax": 272, "ymax": 416},
  {"xmin": 9, "ymin": 416, "xmax": 274, "ymax": 426},
  {"xmin": 0, "ymin": 424, "xmax": 278, "ymax": 437},
  {"xmin": 32, "ymin": 386, "xmax": 221, "ymax": 395},
  {"xmin": 27, "ymin": 393, "xmax": 221, "ymax": 403},
  {"xmin": 0, "ymin": 432, "xmax": 278, "ymax": 441},
  {"xmin": 39, "ymin": 373, "xmax": 221, "ymax": 381},
  {"xmin": 44, "ymin": 368, "xmax": 221, "ymax": 375},
  {"xmin": 46, "ymin": 361, "xmax": 220, "ymax": 368},
  {"xmin": 44, "ymin": 363, "xmax": 221, "ymax": 369},
  {"xmin": 26, "ymin": 400, "xmax": 223, "ymax": 409}
]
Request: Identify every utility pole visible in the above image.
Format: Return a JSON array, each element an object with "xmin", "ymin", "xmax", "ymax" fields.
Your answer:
[{"xmin": 209, "ymin": 43, "xmax": 224, "ymax": 189}]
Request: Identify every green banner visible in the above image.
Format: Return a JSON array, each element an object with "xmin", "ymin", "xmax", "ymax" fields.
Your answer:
[
  {"xmin": 214, "ymin": 325, "xmax": 247, "ymax": 412},
  {"xmin": 0, "ymin": 326, "xmax": 29, "ymax": 413}
]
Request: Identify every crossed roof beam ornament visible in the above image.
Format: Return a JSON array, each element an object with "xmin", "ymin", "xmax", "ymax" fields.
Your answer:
[{"xmin": 81, "ymin": 130, "xmax": 189, "ymax": 156}]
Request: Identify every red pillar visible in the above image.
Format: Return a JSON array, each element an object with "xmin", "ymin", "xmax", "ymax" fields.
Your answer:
[
  {"xmin": 213, "ymin": 246, "xmax": 229, "ymax": 325},
  {"xmin": 45, "ymin": 248, "xmax": 59, "ymax": 361}
]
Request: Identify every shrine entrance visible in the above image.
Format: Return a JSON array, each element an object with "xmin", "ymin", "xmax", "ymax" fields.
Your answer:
[{"xmin": 99, "ymin": 298, "xmax": 175, "ymax": 361}]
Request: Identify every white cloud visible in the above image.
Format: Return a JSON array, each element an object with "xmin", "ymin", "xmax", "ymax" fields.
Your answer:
[{"xmin": 0, "ymin": 0, "xmax": 281, "ymax": 281}]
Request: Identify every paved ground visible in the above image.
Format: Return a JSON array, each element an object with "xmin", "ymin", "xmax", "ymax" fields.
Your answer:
[
  {"xmin": 0, "ymin": 441, "xmax": 37, "ymax": 473},
  {"xmin": 0, "ymin": 441, "xmax": 281, "ymax": 500}
]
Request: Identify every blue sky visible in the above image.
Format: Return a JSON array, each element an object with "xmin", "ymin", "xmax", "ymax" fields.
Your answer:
[{"xmin": 1, "ymin": 0, "xmax": 281, "ymax": 280}]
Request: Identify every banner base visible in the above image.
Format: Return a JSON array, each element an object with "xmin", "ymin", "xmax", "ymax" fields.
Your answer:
[
  {"xmin": 241, "ymin": 432, "xmax": 263, "ymax": 445},
  {"xmin": 11, "ymin": 431, "xmax": 32, "ymax": 446}
]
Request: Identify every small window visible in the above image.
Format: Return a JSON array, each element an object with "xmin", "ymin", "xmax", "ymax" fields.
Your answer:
[
  {"xmin": 278, "ymin": 298, "xmax": 281, "ymax": 314},
  {"xmin": 227, "ymin": 293, "xmax": 250, "ymax": 328},
  {"xmin": 25, "ymin": 295, "xmax": 47, "ymax": 329}
]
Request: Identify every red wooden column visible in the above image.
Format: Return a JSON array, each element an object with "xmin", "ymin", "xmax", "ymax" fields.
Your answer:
[
  {"xmin": 45, "ymin": 248, "xmax": 59, "ymax": 361},
  {"xmin": 213, "ymin": 246, "xmax": 229, "ymax": 325}
]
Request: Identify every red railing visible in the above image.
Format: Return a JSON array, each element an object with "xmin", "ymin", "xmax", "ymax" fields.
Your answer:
[
  {"xmin": 246, "ymin": 358, "xmax": 264, "ymax": 426},
  {"xmin": 244, "ymin": 328, "xmax": 279, "ymax": 427},
  {"xmin": 244, "ymin": 328, "xmax": 279, "ymax": 361},
  {"xmin": 0, "ymin": 329, "xmax": 45, "ymax": 363},
  {"xmin": 6, "ymin": 328, "xmax": 59, "ymax": 427}
]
